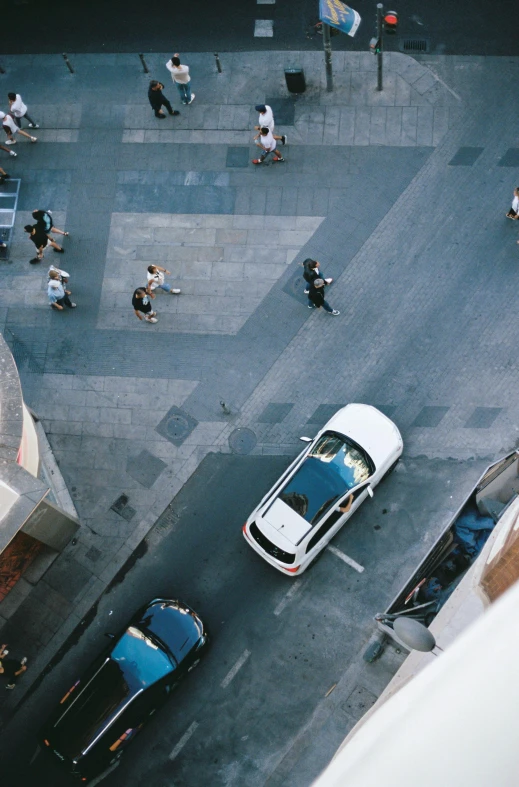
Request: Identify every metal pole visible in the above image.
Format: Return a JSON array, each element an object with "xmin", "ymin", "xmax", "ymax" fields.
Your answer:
[
  {"xmin": 214, "ymin": 52, "xmax": 222, "ymax": 73},
  {"xmin": 376, "ymin": 4, "xmax": 383, "ymax": 91},
  {"xmin": 322, "ymin": 23, "xmax": 333, "ymax": 92},
  {"xmin": 139, "ymin": 54, "xmax": 149, "ymax": 74},
  {"xmin": 62, "ymin": 53, "xmax": 74, "ymax": 74}
]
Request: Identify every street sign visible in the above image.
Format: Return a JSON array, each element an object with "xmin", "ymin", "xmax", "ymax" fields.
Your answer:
[{"xmin": 319, "ymin": 0, "xmax": 362, "ymax": 38}]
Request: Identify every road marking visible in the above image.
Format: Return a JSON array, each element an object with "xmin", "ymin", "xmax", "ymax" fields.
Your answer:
[
  {"xmin": 221, "ymin": 649, "xmax": 251, "ymax": 688},
  {"xmin": 424, "ymin": 64, "xmax": 462, "ymax": 102},
  {"xmin": 254, "ymin": 19, "xmax": 274, "ymax": 36},
  {"xmin": 257, "ymin": 0, "xmax": 276, "ymax": 3},
  {"xmin": 274, "ymin": 579, "xmax": 303, "ymax": 616},
  {"xmin": 327, "ymin": 545, "xmax": 364, "ymax": 573},
  {"xmin": 169, "ymin": 721, "xmax": 199, "ymax": 761}
]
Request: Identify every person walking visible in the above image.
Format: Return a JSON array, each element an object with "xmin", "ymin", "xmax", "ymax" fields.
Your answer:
[
  {"xmin": 166, "ymin": 54, "xmax": 195, "ymax": 105},
  {"xmin": 0, "ymin": 142, "xmax": 16, "ymax": 158},
  {"xmin": 48, "ymin": 269, "xmax": 76, "ymax": 310},
  {"xmin": 146, "ymin": 265, "xmax": 181, "ymax": 297},
  {"xmin": 148, "ymin": 81, "xmax": 180, "ymax": 119},
  {"xmin": 24, "ymin": 224, "xmax": 64, "ymax": 262},
  {"xmin": 32, "ymin": 209, "xmax": 69, "ymax": 238},
  {"xmin": 133, "ymin": 288, "xmax": 158, "ymax": 323},
  {"xmin": 252, "ymin": 127, "xmax": 284, "ymax": 165},
  {"xmin": 254, "ymin": 104, "xmax": 286, "ymax": 145},
  {"xmin": 0, "ymin": 167, "xmax": 11, "ymax": 185},
  {"xmin": 0, "ymin": 111, "xmax": 37, "ymax": 145},
  {"xmin": 8, "ymin": 92, "xmax": 39, "ymax": 128},
  {"xmin": 307, "ymin": 278, "xmax": 340, "ymax": 315},
  {"xmin": 0, "ymin": 644, "xmax": 27, "ymax": 690},
  {"xmin": 303, "ymin": 258, "xmax": 333, "ymax": 295},
  {"xmin": 506, "ymin": 187, "xmax": 519, "ymax": 220}
]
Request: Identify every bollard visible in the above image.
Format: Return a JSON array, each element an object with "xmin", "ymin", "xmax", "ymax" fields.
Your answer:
[
  {"xmin": 220, "ymin": 400, "xmax": 231, "ymax": 415},
  {"xmin": 62, "ymin": 53, "xmax": 74, "ymax": 74},
  {"xmin": 139, "ymin": 53, "xmax": 150, "ymax": 74},
  {"xmin": 214, "ymin": 52, "xmax": 223, "ymax": 73},
  {"xmin": 0, "ymin": 64, "xmax": 5, "ymax": 75}
]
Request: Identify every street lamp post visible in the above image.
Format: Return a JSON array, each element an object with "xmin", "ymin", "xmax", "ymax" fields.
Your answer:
[
  {"xmin": 322, "ymin": 23, "xmax": 334, "ymax": 92},
  {"xmin": 376, "ymin": 3, "xmax": 383, "ymax": 91}
]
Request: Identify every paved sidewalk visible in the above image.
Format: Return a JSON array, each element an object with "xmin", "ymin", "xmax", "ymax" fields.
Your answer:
[{"xmin": 0, "ymin": 47, "xmax": 518, "ymax": 735}]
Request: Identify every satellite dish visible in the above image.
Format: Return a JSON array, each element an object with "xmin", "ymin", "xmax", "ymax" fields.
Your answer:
[{"xmin": 393, "ymin": 617, "xmax": 436, "ymax": 652}]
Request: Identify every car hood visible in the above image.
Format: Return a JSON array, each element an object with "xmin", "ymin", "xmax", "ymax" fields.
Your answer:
[{"xmin": 325, "ymin": 403, "xmax": 402, "ymax": 470}]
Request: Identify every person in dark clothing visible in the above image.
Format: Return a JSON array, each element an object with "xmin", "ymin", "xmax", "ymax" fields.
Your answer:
[
  {"xmin": 32, "ymin": 209, "xmax": 68, "ymax": 238},
  {"xmin": 0, "ymin": 644, "xmax": 27, "ymax": 690},
  {"xmin": 24, "ymin": 224, "xmax": 64, "ymax": 262},
  {"xmin": 307, "ymin": 278, "xmax": 340, "ymax": 315},
  {"xmin": 303, "ymin": 258, "xmax": 333, "ymax": 295},
  {"xmin": 133, "ymin": 288, "xmax": 158, "ymax": 323},
  {"xmin": 148, "ymin": 80, "xmax": 180, "ymax": 119}
]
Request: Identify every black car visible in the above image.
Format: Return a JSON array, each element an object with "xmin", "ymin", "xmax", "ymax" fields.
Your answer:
[{"xmin": 40, "ymin": 598, "xmax": 209, "ymax": 782}]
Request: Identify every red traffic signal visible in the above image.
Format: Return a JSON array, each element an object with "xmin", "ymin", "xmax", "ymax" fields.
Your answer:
[{"xmin": 383, "ymin": 10, "xmax": 398, "ymax": 34}]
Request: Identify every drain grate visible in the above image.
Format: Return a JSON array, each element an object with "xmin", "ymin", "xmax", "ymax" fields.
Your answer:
[{"xmin": 400, "ymin": 38, "xmax": 429, "ymax": 53}]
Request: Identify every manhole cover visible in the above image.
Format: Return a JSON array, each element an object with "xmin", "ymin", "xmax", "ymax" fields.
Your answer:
[
  {"xmin": 165, "ymin": 414, "xmax": 191, "ymax": 441},
  {"xmin": 229, "ymin": 428, "xmax": 257, "ymax": 455},
  {"xmin": 399, "ymin": 38, "xmax": 429, "ymax": 53}
]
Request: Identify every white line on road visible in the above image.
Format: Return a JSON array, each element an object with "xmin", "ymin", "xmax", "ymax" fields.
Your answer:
[
  {"xmin": 327, "ymin": 545, "xmax": 365, "ymax": 573},
  {"xmin": 169, "ymin": 721, "xmax": 199, "ymax": 761},
  {"xmin": 254, "ymin": 19, "xmax": 274, "ymax": 36},
  {"xmin": 274, "ymin": 579, "xmax": 303, "ymax": 616},
  {"xmin": 221, "ymin": 649, "xmax": 251, "ymax": 689}
]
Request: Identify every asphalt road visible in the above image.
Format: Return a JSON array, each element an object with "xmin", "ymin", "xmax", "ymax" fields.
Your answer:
[
  {"xmin": 2, "ymin": 0, "xmax": 518, "ymax": 55},
  {"xmin": 0, "ymin": 451, "xmax": 486, "ymax": 786}
]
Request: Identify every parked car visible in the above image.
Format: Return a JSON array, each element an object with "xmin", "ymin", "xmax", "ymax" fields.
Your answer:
[
  {"xmin": 243, "ymin": 404, "xmax": 403, "ymax": 575},
  {"xmin": 40, "ymin": 598, "xmax": 209, "ymax": 782}
]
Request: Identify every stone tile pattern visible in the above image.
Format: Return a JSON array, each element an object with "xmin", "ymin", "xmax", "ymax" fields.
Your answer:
[{"xmin": 99, "ymin": 213, "xmax": 324, "ymax": 334}]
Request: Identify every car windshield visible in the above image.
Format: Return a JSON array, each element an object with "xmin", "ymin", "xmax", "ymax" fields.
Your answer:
[
  {"xmin": 111, "ymin": 626, "xmax": 175, "ymax": 688},
  {"xmin": 279, "ymin": 432, "xmax": 373, "ymax": 525}
]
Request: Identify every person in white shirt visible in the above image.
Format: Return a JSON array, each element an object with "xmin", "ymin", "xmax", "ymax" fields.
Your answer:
[
  {"xmin": 252, "ymin": 126, "xmax": 284, "ymax": 165},
  {"xmin": 254, "ymin": 104, "xmax": 287, "ymax": 146},
  {"xmin": 146, "ymin": 265, "xmax": 181, "ymax": 297},
  {"xmin": 166, "ymin": 54, "xmax": 195, "ymax": 105},
  {"xmin": 0, "ymin": 112, "xmax": 37, "ymax": 145},
  {"xmin": 506, "ymin": 187, "xmax": 519, "ymax": 219},
  {"xmin": 8, "ymin": 93, "xmax": 39, "ymax": 129}
]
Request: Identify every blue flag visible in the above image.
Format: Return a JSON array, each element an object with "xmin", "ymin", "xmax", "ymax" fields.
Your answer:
[{"xmin": 319, "ymin": 0, "xmax": 361, "ymax": 37}]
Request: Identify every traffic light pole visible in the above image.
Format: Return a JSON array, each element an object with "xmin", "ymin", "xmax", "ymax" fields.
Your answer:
[
  {"xmin": 322, "ymin": 23, "xmax": 334, "ymax": 92},
  {"xmin": 376, "ymin": 3, "xmax": 383, "ymax": 91}
]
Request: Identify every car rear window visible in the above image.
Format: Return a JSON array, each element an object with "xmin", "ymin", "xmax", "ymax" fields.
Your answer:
[
  {"xmin": 250, "ymin": 521, "xmax": 295, "ymax": 564},
  {"xmin": 279, "ymin": 432, "xmax": 373, "ymax": 525},
  {"xmin": 52, "ymin": 660, "xmax": 132, "ymax": 760}
]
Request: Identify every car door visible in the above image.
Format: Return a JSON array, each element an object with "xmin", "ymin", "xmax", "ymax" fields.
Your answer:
[{"xmin": 304, "ymin": 482, "xmax": 372, "ymax": 558}]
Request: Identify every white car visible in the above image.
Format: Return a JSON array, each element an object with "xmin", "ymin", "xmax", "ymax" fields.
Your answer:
[{"xmin": 243, "ymin": 404, "xmax": 403, "ymax": 576}]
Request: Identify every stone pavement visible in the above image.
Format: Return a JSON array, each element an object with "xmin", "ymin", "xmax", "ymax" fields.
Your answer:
[{"xmin": 0, "ymin": 47, "xmax": 518, "ymax": 732}]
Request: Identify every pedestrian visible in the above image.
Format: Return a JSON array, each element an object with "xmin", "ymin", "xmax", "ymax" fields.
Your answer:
[
  {"xmin": 24, "ymin": 224, "xmax": 64, "ymax": 263},
  {"xmin": 254, "ymin": 104, "xmax": 286, "ymax": 145},
  {"xmin": 166, "ymin": 54, "xmax": 195, "ymax": 105},
  {"xmin": 148, "ymin": 80, "xmax": 180, "ymax": 119},
  {"xmin": 133, "ymin": 287, "xmax": 158, "ymax": 323},
  {"xmin": 0, "ymin": 142, "xmax": 16, "ymax": 158},
  {"xmin": 0, "ymin": 167, "xmax": 11, "ymax": 185},
  {"xmin": 506, "ymin": 187, "xmax": 519, "ymax": 220},
  {"xmin": 8, "ymin": 92, "xmax": 39, "ymax": 129},
  {"xmin": 252, "ymin": 127, "xmax": 284, "ymax": 165},
  {"xmin": 0, "ymin": 111, "xmax": 37, "ymax": 145},
  {"xmin": 303, "ymin": 258, "xmax": 333, "ymax": 295},
  {"xmin": 0, "ymin": 644, "xmax": 27, "ymax": 690},
  {"xmin": 48, "ymin": 269, "xmax": 76, "ymax": 310},
  {"xmin": 146, "ymin": 265, "xmax": 181, "ymax": 297},
  {"xmin": 307, "ymin": 278, "xmax": 340, "ymax": 315},
  {"xmin": 32, "ymin": 209, "xmax": 69, "ymax": 238}
]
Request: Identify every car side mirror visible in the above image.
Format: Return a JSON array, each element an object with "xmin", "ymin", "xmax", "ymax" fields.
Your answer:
[
  {"xmin": 367, "ymin": 486, "xmax": 374, "ymax": 498},
  {"xmin": 105, "ymin": 633, "xmax": 115, "ymax": 639},
  {"xmin": 299, "ymin": 436, "xmax": 312, "ymax": 443}
]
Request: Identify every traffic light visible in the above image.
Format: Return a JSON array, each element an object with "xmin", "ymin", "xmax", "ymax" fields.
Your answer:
[
  {"xmin": 369, "ymin": 37, "xmax": 381, "ymax": 55},
  {"xmin": 383, "ymin": 10, "xmax": 398, "ymax": 34}
]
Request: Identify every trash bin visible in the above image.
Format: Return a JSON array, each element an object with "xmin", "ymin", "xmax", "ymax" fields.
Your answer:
[{"xmin": 285, "ymin": 68, "xmax": 306, "ymax": 94}]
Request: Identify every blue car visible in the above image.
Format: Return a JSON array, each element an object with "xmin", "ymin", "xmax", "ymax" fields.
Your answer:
[{"xmin": 40, "ymin": 598, "xmax": 209, "ymax": 782}]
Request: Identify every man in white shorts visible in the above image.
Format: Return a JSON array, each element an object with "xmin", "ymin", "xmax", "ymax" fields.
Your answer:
[
  {"xmin": 252, "ymin": 127, "xmax": 284, "ymax": 165},
  {"xmin": 0, "ymin": 111, "xmax": 37, "ymax": 145},
  {"xmin": 254, "ymin": 104, "xmax": 286, "ymax": 145}
]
